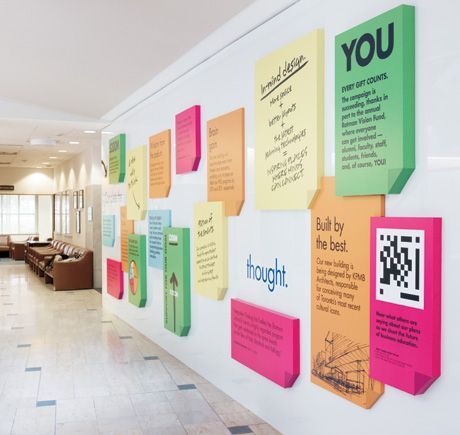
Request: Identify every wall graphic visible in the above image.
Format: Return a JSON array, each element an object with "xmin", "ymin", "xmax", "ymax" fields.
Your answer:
[
  {"xmin": 370, "ymin": 217, "xmax": 442, "ymax": 395},
  {"xmin": 255, "ymin": 29, "xmax": 324, "ymax": 209},
  {"xmin": 231, "ymin": 299, "xmax": 300, "ymax": 388},
  {"xmin": 148, "ymin": 209, "xmax": 171, "ymax": 269},
  {"xmin": 109, "ymin": 134, "xmax": 126, "ymax": 184},
  {"xmin": 120, "ymin": 206, "xmax": 134, "ymax": 273},
  {"xmin": 102, "ymin": 214, "xmax": 115, "ymax": 247},
  {"xmin": 335, "ymin": 5, "xmax": 415, "ymax": 195},
  {"xmin": 207, "ymin": 108, "xmax": 245, "ymax": 216},
  {"xmin": 164, "ymin": 227, "xmax": 191, "ymax": 336},
  {"xmin": 193, "ymin": 201, "xmax": 228, "ymax": 300},
  {"xmin": 128, "ymin": 234, "xmax": 147, "ymax": 308},
  {"xmin": 311, "ymin": 177, "xmax": 384, "ymax": 409},
  {"xmin": 175, "ymin": 105, "xmax": 201, "ymax": 174},
  {"xmin": 106, "ymin": 258, "xmax": 124, "ymax": 299},
  {"xmin": 149, "ymin": 129, "xmax": 171, "ymax": 198},
  {"xmin": 127, "ymin": 145, "xmax": 147, "ymax": 220}
]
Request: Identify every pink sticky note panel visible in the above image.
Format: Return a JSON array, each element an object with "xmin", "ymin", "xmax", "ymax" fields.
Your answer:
[
  {"xmin": 231, "ymin": 298, "xmax": 300, "ymax": 388},
  {"xmin": 175, "ymin": 105, "xmax": 201, "ymax": 174},
  {"xmin": 370, "ymin": 217, "xmax": 442, "ymax": 395},
  {"xmin": 107, "ymin": 258, "xmax": 124, "ymax": 299}
]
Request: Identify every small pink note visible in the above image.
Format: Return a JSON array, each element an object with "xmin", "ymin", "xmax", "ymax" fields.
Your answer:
[
  {"xmin": 231, "ymin": 298, "xmax": 300, "ymax": 388},
  {"xmin": 370, "ymin": 217, "xmax": 442, "ymax": 395},
  {"xmin": 175, "ymin": 105, "xmax": 201, "ymax": 174},
  {"xmin": 107, "ymin": 258, "xmax": 124, "ymax": 299}
]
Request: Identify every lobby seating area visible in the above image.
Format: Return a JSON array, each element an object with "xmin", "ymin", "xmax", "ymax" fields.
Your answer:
[{"xmin": 27, "ymin": 239, "xmax": 93, "ymax": 291}]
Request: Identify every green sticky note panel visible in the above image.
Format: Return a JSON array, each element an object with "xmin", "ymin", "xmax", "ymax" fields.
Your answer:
[
  {"xmin": 335, "ymin": 5, "xmax": 415, "ymax": 195},
  {"xmin": 163, "ymin": 227, "xmax": 191, "ymax": 337},
  {"xmin": 109, "ymin": 134, "xmax": 126, "ymax": 184},
  {"xmin": 128, "ymin": 234, "xmax": 147, "ymax": 308}
]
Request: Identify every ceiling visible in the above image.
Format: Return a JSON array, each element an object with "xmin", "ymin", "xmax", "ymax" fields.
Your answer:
[{"xmin": 0, "ymin": 0, "xmax": 256, "ymax": 119}]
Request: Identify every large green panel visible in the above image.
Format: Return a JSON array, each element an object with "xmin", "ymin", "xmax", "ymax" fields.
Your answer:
[
  {"xmin": 128, "ymin": 234, "xmax": 147, "ymax": 308},
  {"xmin": 335, "ymin": 5, "xmax": 415, "ymax": 196},
  {"xmin": 163, "ymin": 227, "xmax": 191, "ymax": 337},
  {"xmin": 109, "ymin": 134, "xmax": 126, "ymax": 184}
]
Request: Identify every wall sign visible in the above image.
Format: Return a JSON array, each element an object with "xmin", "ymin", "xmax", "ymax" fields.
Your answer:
[
  {"xmin": 370, "ymin": 217, "xmax": 442, "ymax": 395},
  {"xmin": 109, "ymin": 134, "xmax": 126, "ymax": 184},
  {"xmin": 231, "ymin": 299, "xmax": 300, "ymax": 388},
  {"xmin": 120, "ymin": 206, "xmax": 134, "ymax": 273},
  {"xmin": 106, "ymin": 258, "xmax": 124, "ymax": 299},
  {"xmin": 335, "ymin": 5, "xmax": 415, "ymax": 195},
  {"xmin": 193, "ymin": 202, "xmax": 228, "ymax": 300},
  {"xmin": 102, "ymin": 214, "xmax": 115, "ymax": 247},
  {"xmin": 255, "ymin": 29, "xmax": 324, "ymax": 209},
  {"xmin": 148, "ymin": 209, "xmax": 172, "ymax": 269},
  {"xmin": 311, "ymin": 177, "xmax": 384, "ymax": 408},
  {"xmin": 164, "ymin": 227, "xmax": 191, "ymax": 336},
  {"xmin": 175, "ymin": 105, "xmax": 201, "ymax": 174},
  {"xmin": 207, "ymin": 108, "xmax": 245, "ymax": 216},
  {"xmin": 127, "ymin": 145, "xmax": 147, "ymax": 220},
  {"xmin": 149, "ymin": 129, "xmax": 171, "ymax": 198},
  {"xmin": 128, "ymin": 234, "xmax": 147, "ymax": 308}
]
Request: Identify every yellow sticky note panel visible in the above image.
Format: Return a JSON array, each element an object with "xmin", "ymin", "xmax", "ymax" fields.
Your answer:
[
  {"xmin": 127, "ymin": 145, "xmax": 147, "ymax": 220},
  {"xmin": 255, "ymin": 29, "xmax": 324, "ymax": 209},
  {"xmin": 193, "ymin": 201, "xmax": 228, "ymax": 300}
]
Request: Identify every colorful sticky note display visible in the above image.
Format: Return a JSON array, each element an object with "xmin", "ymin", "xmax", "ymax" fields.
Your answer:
[
  {"xmin": 149, "ymin": 130, "xmax": 171, "ymax": 198},
  {"xmin": 335, "ymin": 5, "xmax": 415, "ymax": 195},
  {"xmin": 255, "ymin": 29, "xmax": 324, "ymax": 209},
  {"xmin": 102, "ymin": 215, "xmax": 115, "ymax": 247},
  {"xmin": 109, "ymin": 134, "xmax": 126, "ymax": 184},
  {"xmin": 193, "ymin": 202, "xmax": 228, "ymax": 300},
  {"xmin": 128, "ymin": 234, "xmax": 147, "ymax": 308},
  {"xmin": 120, "ymin": 206, "xmax": 134, "ymax": 273},
  {"xmin": 207, "ymin": 108, "xmax": 245, "ymax": 216},
  {"xmin": 127, "ymin": 145, "xmax": 147, "ymax": 220},
  {"xmin": 175, "ymin": 105, "xmax": 201, "ymax": 174},
  {"xmin": 370, "ymin": 217, "xmax": 442, "ymax": 395},
  {"xmin": 148, "ymin": 210, "xmax": 171, "ymax": 269},
  {"xmin": 310, "ymin": 177, "xmax": 384, "ymax": 409},
  {"xmin": 106, "ymin": 258, "xmax": 124, "ymax": 299},
  {"xmin": 163, "ymin": 227, "xmax": 191, "ymax": 336},
  {"xmin": 231, "ymin": 299, "xmax": 300, "ymax": 388}
]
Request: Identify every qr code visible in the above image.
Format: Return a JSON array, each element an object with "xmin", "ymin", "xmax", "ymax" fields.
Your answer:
[{"xmin": 376, "ymin": 228, "xmax": 424, "ymax": 310}]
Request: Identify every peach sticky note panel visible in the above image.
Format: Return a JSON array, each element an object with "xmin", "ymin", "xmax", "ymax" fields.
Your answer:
[
  {"xmin": 310, "ymin": 177, "xmax": 384, "ymax": 409},
  {"xmin": 120, "ymin": 206, "xmax": 134, "ymax": 273},
  {"xmin": 255, "ymin": 29, "xmax": 324, "ymax": 209},
  {"xmin": 175, "ymin": 105, "xmax": 201, "ymax": 174},
  {"xmin": 149, "ymin": 130, "xmax": 171, "ymax": 198},
  {"xmin": 107, "ymin": 258, "xmax": 124, "ymax": 299},
  {"xmin": 207, "ymin": 108, "xmax": 245, "ymax": 216},
  {"xmin": 193, "ymin": 201, "xmax": 228, "ymax": 300},
  {"xmin": 231, "ymin": 298, "xmax": 300, "ymax": 388},
  {"xmin": 370, "ymin": 217, "xmax": 442, "ymax": 395},
  {"xmin": 127, "ymin": 145, "xmax": 147, "ymax": 220}
]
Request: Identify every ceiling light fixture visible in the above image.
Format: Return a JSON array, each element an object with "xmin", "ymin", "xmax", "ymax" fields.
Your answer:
[
  {"xmin": 101, "ymin": 131, "xmax": 114, "ymax": 135},
  {"xmin": 49, "ymin": 156, "xmax": 58, "ymax": 159},
  {"xmin": 69, "ymin": 141, "xmax": 80, "ymax": 145},
  {"xmin": 58, "ymin": 150, "xmax": 68, "ymax": 153},
  {"xmin": 83, "ymin": 130, "xmax": 97, "ymax": 134},
  {"xmin": 30, "ymin": 138, "xmax": 56, "ymax": 146}
]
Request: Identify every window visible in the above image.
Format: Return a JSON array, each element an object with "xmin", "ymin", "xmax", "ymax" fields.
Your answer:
[
  {"xmin": 54, "ymin": 194, "xmax": 61, "ymax": 234},
  {"xmin": 0, "ymin": 195, "xmax": 37, "ymax": 234}
]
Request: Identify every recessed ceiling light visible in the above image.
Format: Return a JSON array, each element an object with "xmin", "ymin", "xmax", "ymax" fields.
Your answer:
[
  {"xmin": 36, "ymin": 166, "xmax": 43, "ymax": 169},
  {"xmin": 101, "ymin": 131, "xmax": 114, "ymax": 135},
  {"xmin": 58, "ymin": 150, "xmax": 68, "ymax": 153},
  {"xmin": 83, "ymin": 130, "xmax": 97, "ymax": 134},
  {"xmin": 69, "ymin": 141, "xmax": 80, "ymax": 145},
  {"xmin": 49, "ymin": 156, "xmax": 58, "ymax": 159},
  {"xmin": 30, "ymin": 138, "xmax": 56, "ymax": 146},
  {"xmin": 41, "ymin": 162, "xmax": 50, "ymax": 165}
]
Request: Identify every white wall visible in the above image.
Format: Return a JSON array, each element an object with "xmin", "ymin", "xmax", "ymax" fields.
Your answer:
[
  {"xmin": 0, "ymin": 167, "xmax": 54, "ymax": 194},
  {"xmin": 101, "ymin": 1, "xmax": 460, "ymax": 434},
  {"xmin": 37, "ymin": 195, "xmax": 52, "ymax": 240}
]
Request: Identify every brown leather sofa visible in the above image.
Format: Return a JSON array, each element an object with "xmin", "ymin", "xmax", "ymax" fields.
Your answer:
[
  {"xmin": 0, "ymin": 235, "xmax": 10, "ymax": 257},
  {"xmin": 28, "ymin": 240, "xmax": 93, "ymax": 291},
  {"xmin": 10, "ymin": 235, "xmax": 39, "ymax": 260}
]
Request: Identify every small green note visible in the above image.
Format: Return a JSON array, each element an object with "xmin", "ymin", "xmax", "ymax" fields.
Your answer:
[{"xmin": 109, "ymin": 134, "xmax": 126, "ymax": 184}]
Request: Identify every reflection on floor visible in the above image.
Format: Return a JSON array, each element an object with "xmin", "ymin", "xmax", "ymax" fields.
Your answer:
[{"xmin": 0, "ymin": 264, "xmax": 279, "ymax": 435}]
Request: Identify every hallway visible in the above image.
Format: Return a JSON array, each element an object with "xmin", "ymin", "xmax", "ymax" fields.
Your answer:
[{"xmin": 0, "ymin": 263, "xmax": 276, "ymax": 435}]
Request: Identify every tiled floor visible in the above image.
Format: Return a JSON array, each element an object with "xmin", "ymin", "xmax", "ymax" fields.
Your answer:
[{"xmin": 0, "ymin": 263, "xmax": 280, "ymax": 435}]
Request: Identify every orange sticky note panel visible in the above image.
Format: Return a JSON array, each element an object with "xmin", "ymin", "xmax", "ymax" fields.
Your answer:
[
  {"xmin": 120, "ymin": 206, "xmax": 134, "ymax": 273},
  {"xmin": 207, "ymin": 108, "xmax": 245, "ymax": 216},
  {"xmin": 149, "ymin": 129, "xmax": 171, "ymax": 198},
  {"xmin": 310, "ymin": 177, "xmax": 385, "ymax": 409}
]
